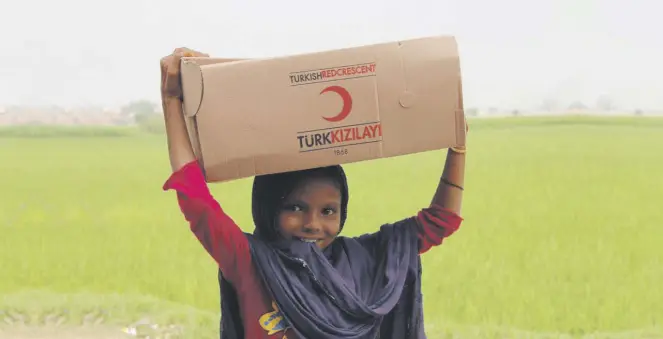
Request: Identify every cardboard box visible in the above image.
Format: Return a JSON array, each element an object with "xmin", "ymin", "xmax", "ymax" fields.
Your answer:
[{"xmin": 180, "ymin": 35, "xmax": 466, "ymax": 183}]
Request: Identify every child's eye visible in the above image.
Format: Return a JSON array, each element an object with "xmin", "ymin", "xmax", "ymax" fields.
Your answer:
[
  {"xmin": 289, "ymin": 204, "xmax": 302, "ymax": 212},
  {"xmin": 322, "ymin": 208, "xmax": 335, "ymax": 216}
]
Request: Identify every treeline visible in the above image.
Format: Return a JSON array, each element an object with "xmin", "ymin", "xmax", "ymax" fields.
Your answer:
[
  {"xmin": 0, "ymin": 125, "xmax": 142, "ymax": 138},
  {"xmin": 2, "ymin": 115, "xmax": 661, "ymax": 139},
  {"xmin": 122, "ymin": 100, "xmax": 165, "ymax": 135}
]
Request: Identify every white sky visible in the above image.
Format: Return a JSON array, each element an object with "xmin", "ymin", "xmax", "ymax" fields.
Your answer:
[{"xmin": 1, "ymin": 0, "xmax": 661, "ymax": 110}]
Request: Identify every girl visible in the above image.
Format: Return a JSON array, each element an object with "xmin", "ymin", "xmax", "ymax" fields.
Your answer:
[{"xmin": 160, "ymin": 48, "xmax": 467, "ymax": 339}]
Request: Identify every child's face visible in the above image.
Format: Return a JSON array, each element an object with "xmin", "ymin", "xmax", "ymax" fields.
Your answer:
[{"xmin": 277, "ymin": 176, "xmax": 342, "ymax": 249}]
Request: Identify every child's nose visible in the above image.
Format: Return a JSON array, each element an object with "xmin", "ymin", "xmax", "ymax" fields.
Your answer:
[{"xmin": 303, "ymin": 213, "xmax": 322, "ymax": 233}]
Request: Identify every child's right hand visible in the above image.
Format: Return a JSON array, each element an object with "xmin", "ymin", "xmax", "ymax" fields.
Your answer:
[{"xmin": 160, "ymin": 47, "xmax": 209, "ymax": 102}]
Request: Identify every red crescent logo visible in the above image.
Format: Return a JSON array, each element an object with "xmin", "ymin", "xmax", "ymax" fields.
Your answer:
[{"xmin": 320, "ymin": 85, "xmax": 352, "ymax": 122}]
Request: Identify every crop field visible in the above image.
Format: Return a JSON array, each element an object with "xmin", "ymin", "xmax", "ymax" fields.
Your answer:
[{"xmin": 1, "ymin": 115, "xmax": 662, "ymax": 338}]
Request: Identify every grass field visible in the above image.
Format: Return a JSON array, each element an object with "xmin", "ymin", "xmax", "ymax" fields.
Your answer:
[{"xmin": 1, "ymin": 116, "xmax": 662, "ymax": 338}]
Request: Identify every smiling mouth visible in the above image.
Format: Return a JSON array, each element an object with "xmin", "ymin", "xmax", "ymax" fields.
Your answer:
[{"xmin": 297, "ymin": 238, "xmax": 321, "ymax": 243}]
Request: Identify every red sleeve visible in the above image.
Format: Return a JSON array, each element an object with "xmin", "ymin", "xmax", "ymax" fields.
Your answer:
[
  {"xmin": 415, "ymin": 204, "xmax": 464, "ymax": 254},
  {"xmin": 162, "ymin": 160, "xmax": 251, "ymax": 285}
]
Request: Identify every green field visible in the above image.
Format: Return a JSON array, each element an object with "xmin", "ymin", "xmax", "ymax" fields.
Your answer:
[{"xmin": 1, "ymin": 116, "xmax": 662, "ymax": 338}]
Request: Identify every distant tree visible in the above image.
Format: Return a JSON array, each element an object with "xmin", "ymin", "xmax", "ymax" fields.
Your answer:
[
  {"xmin": 568, "ymin": 101, "xmax": 587, "ymax": 110},
  {"xmin": 466, "ymin": 107, "xmax": 479, "ymax": 117},
  {"xmin": 596, "ymin": 95, "xmax": 615, "ymax": 111},
  {"xmin": 541, "ymin": 98, "xmax": 558, "ymax": 111},
  {"xmin": 634, "ymin": 109, "xmax": 644, "ymax": 116},
  {"xmin": 120, "ymin": 100, "xmax": 164, "ymax": 134},
  {"xmin": 121, "ymin": 100, "xmax": 156, "ymax": 120},
  {"xmin": 138, "ymin": 115, "xmax": 166, "ymax": 134}
]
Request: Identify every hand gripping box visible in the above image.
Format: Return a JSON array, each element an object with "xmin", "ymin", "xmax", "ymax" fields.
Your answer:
[{"xmin": 180, "ymin": 35, "xmax": 466, "ymax": 183}]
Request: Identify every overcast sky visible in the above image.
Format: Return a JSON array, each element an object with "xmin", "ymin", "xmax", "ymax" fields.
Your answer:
[{"xmin": 1, "ymin": 0, "xmax": 660, "ymax": 110}]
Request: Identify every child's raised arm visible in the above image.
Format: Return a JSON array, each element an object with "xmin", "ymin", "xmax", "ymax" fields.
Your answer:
[
  {"xmin": 160, "ymin": 48, "xmax": 202, "ymax": 172},
  {"xmin": 430, "ymin": 145, "xmax": 466, "ymax": 215},
  {"xmin": 411, "ymin": 121, "xmax": 468, "ymax": 253},
  {"xmin": 353, "ymin": 122, "xmax": 468, "ymax": 254},
  {"xmin": 160, "ymin": 48, "xmax": 251, "ymax": 286},
  {"xmin": 429, "ymin": 119, "xmax": 468, "ymax": 215}
]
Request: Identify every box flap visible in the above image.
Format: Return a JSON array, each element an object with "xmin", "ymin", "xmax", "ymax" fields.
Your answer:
[
  {"xmin": 180, "ymin": 60, "xmax": 203, "ymax": 118},
  {"xmin": 180, "ymin": 57, "xmax": 246, "ymax": 117}
]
